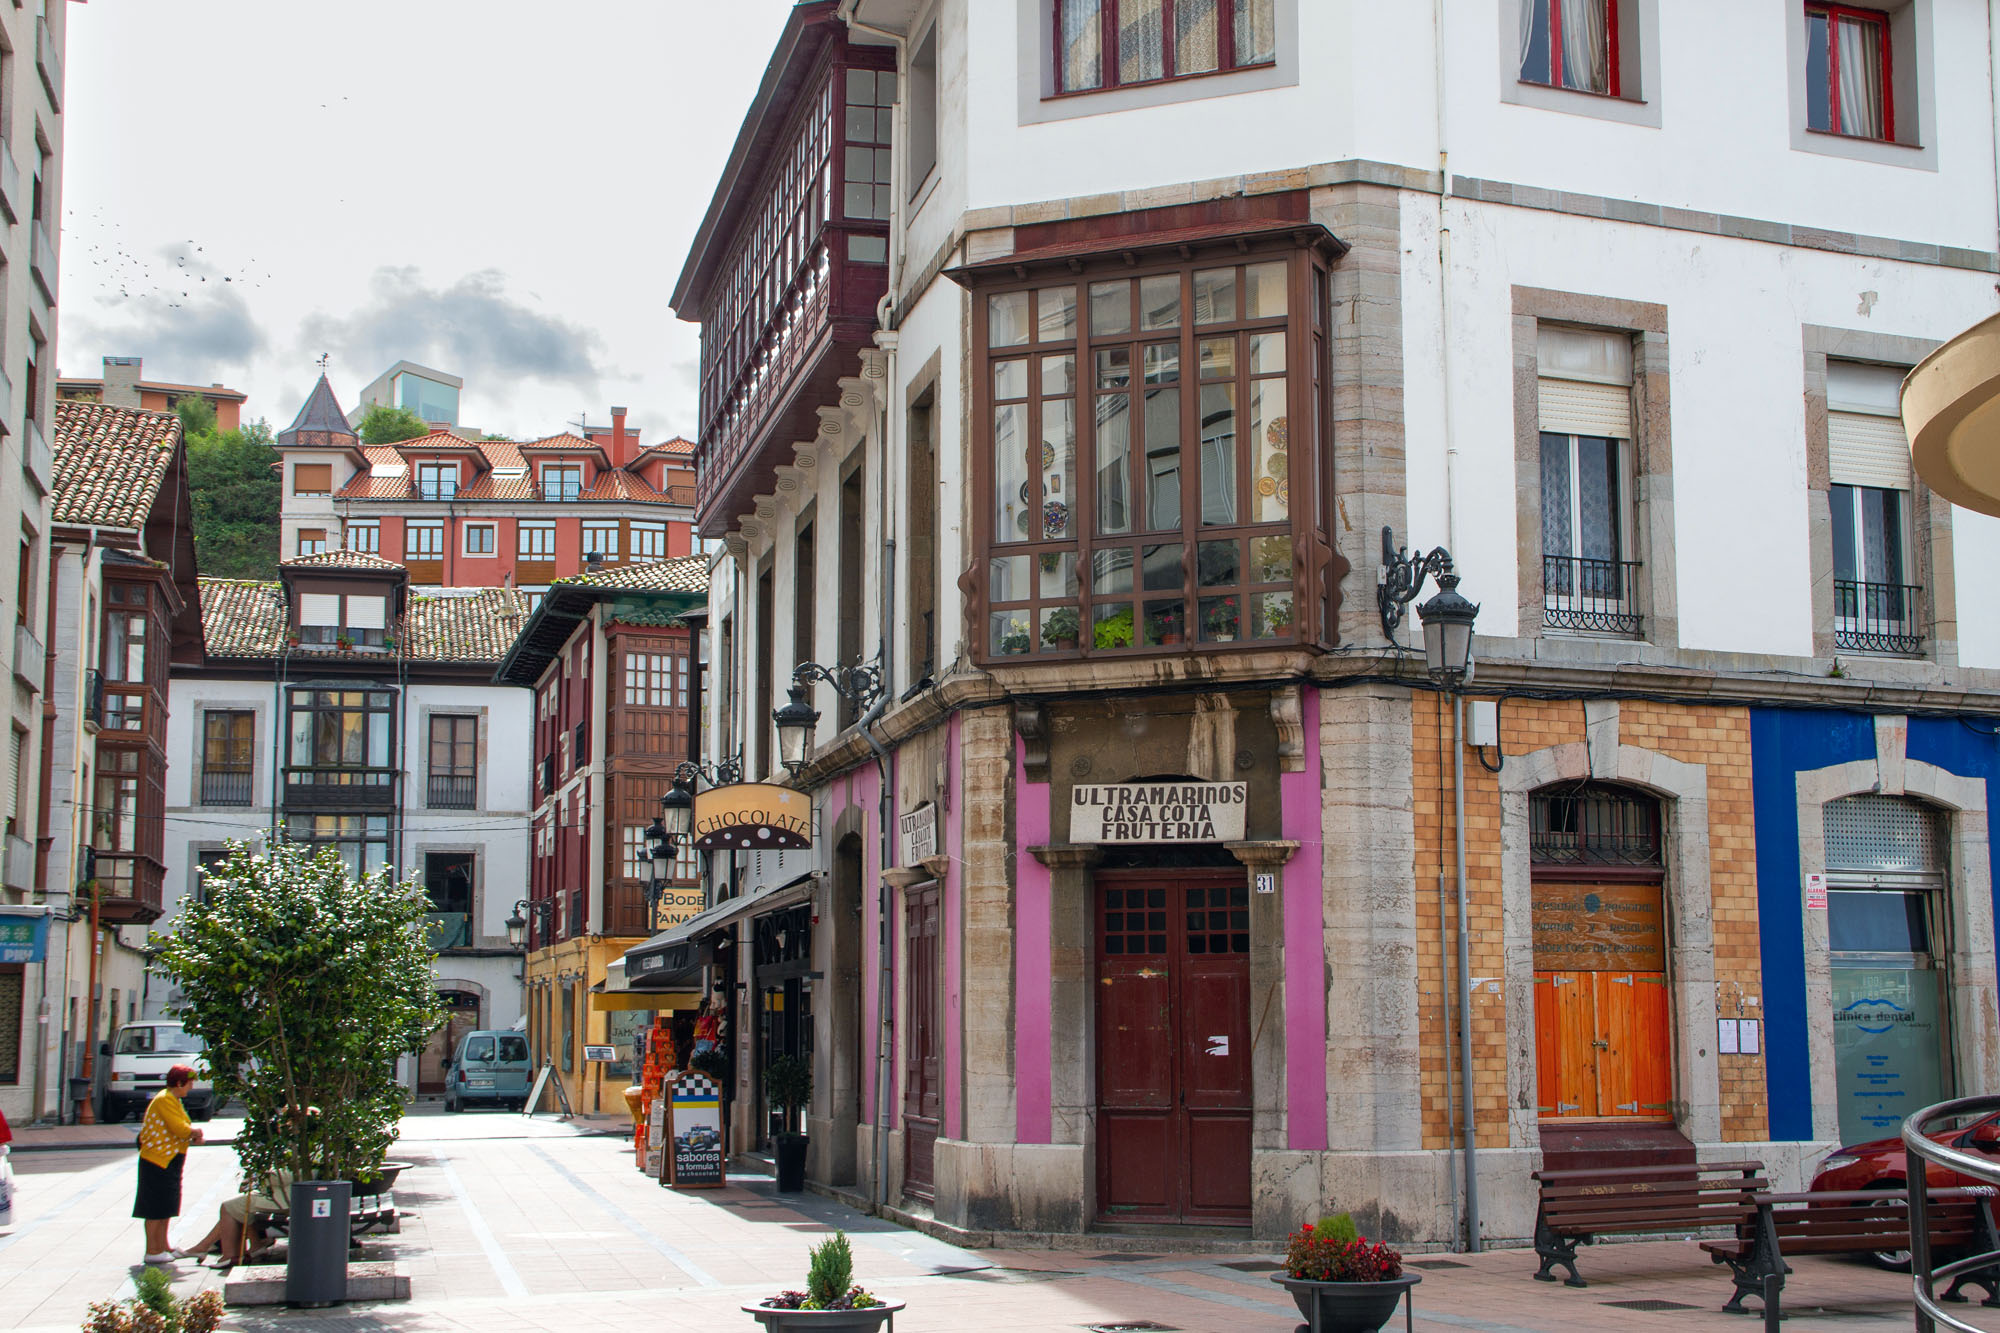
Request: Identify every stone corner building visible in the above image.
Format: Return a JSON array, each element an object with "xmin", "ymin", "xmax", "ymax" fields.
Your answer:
[{"xmin": 668, "ymin": 0, "xmax": 2000, "ymax": 1246}]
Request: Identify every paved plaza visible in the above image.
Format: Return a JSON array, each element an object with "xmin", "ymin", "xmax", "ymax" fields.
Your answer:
[{"xmin": 1, "ymin": 1106, "xmax": 1993, "ymax": 1332}]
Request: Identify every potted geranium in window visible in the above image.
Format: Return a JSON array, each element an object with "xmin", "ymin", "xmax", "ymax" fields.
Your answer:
[
  {"xmin": 743, "ymin": 1230, "xmax": 903, "ymax": 1331},
  {"xmin": 1271, "ymin": 1213, "xmax": 1419, "ymax": 1333}
]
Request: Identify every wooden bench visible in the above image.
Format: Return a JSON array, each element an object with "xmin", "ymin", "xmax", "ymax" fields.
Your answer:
[
  {"xmin": 1531, "ymin": 1160, "xmax": 1767, "ymax": 1287},
  {"xmin": 1702, "ymin": 1187, "xmax": 2000, "ymax": 1316}
]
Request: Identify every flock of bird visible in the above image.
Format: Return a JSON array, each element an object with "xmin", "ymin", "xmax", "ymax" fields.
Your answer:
[{"xmin": 69, "ymin": 206, "xmax": 277, "ymax": 308}]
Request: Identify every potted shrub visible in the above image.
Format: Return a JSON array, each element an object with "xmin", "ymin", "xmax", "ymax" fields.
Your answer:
[
  {"xmin": 1041, "ymin": 606, "xmax": 1081, "ymax": 650},
  {"xmin": 1093, "ymin": 606, "xmax": 1134, "ymax": 649},
  {"xmin": 335, "ymin": 633, "xmax": 355, "ymax": 651},
  {"xmin": 764, "ymin": 1055, "xmax": 811, "ymax": 1193},
  {"xmin": 1270, "ymin": 1213, "xmax": 1419, "ymax": 1333},
  {"xmin": 85, "ymin": 1265, "xmax": 227, "ymax": 1333},
  {"xmin": 743, "ymin": 1231, "xmax": 903, "ymax": 1331},
  {"xmin": 1205, "ymin": 595, "xmax": 1241, "ymax": 643}
]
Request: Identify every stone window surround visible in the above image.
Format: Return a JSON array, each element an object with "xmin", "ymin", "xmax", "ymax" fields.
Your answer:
[
  {"xmin": 1792, "ymin": 714, "xmax": 1998, "ymax": 1144},
  {"xmin": 416, "ymin": 702, "xmax": 487, "ymax": 813},
  {"xmin": 414, "ymin": 840, "xmax": 486, "ymax": 948},
  {"xmin": 1802, "ymin": 324, "xmax": 1952, "ymax": 667},
  {"xmin": 1784, "ymin": 0, "xmax": 1937, "ymax": 172},
  {"xmin": 1497, "ymin": 0, "xmax": 1663, "ymax": 129},
  {"xmin": 192, "ymin": 700, "xmax": 267, "ymax": 809},
  {"xmin": 1498, "ymin": 702, "xmax": 1722, "ymax": 1150},
  {"xmin": 1016, "ymin": 0, "xmax": 1302, "ymax": 125},
  {"xmin": 1511, "ymin": 286, "xmax": 1678, "ymax": 651}
]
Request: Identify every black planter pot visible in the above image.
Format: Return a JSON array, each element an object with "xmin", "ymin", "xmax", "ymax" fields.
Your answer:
[
  {"xmin": 741, "ymin": 1299, "xmax": 905, "ymax": 1331},
  {"xmin": 774, "ymin": 1134, "xmax": 809, "ymax": 1192},
  {"xmin": 1270, "ymin": 1273, "xmax": 1420, "ymax": 1333}
]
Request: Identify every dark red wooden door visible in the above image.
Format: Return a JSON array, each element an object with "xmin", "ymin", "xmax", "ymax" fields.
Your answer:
[
  {"xmin": 902, "ymin": 883, "xmax": 940, "ymax": 1202},
  {"xmin": 1095, "ymin": 874, "xmax": 1251, "ymax": 1225}
]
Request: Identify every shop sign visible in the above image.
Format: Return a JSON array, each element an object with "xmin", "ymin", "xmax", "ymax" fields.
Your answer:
[
  {"xmin": 667, "ymin": 1070, "xmax": 725, "ymax": 1189},
  {"xmin": 1069, "ymin": 782, "xmax": 1248, "ymax": 844},
  {"xmin": 1530, "ymin": 882, "xmax": 1665, "ymax": 972},
  {"xmin": 0, "ymin": 909, "xmax": 48, "ymax": 964},
  {"xmin": 692, "ymin": 783, "xmax": 812, "ymax": 851},
  {"xmin": 583, "ymin": 1045, "xmax": 616, "ymax": 1062},
  {"xmin": 900, "ymin": 803, "xmax": 937, "ymax": 861}
]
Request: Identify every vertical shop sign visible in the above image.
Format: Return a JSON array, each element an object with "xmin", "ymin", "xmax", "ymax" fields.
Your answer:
[{"xmin": 669, "ymin": 1070, "xmax": 725, "ymax": 1188}]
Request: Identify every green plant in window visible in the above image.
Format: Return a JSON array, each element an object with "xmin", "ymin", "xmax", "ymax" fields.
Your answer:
[
  {"xmin": 1266, "ymin": 594, "xmax": 1294, "ymax": 636},
  {"xmin": 1041, "ymin": 606, "xmax": 1081, "ymax": 647},
  {"xmin": 1093, "ymin": 607, "xmax": 1134, "ymax": 650},
  {"xmin": 999, "ymin": 624, "xmax": 1032, "ymax": 656}
]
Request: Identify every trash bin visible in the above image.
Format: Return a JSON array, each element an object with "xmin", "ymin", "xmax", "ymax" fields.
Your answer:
[{"xmin": 284, "ymin": 1180, "xmax": 350, "ymax": 1307}]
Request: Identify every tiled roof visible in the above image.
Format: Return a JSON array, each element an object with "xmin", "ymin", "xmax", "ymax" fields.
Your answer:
[
  {"xmin": 279, "ymin": 549, "xmax": 408, "ymax": 574},
  {"xmin": 517, "ymin": 432, "xmax": 603, "ymax": 452},
  {"xmin": 335, "ymin": 471, "xmax": 414, "ymax": 500},
  {"xmin": 553, "ymin": 554, "xmax": 708, "ymax": 595},
  {"xmin": 196, "ymin": 578, "xmax": 528, "ymax": 664},
  {"xmin": 51, "ymin": 401, "xmax": 182, "ymax": 530},
  {"xmin": 57, "ymin": 375, "xmax": 248, "ymax": 403},
  {"xmin": 456, "ymin": 473, "xmax": 536, "ymax": 501},
  {"xmin": 278, "ymin": 374, "xmax": 358, "ymax": 447},
  {"xmin": 404, "ymin": 588, "xmax": 531, "ymax": 662}
]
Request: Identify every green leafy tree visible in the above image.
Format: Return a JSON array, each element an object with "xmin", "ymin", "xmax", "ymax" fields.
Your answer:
[
  {"xmin": 185, "ymin": 418, "xmax": 280, "ymax": 579},
  {"xmin": 153, "ymin": 839, "xmax": 444, "ymax": 1184},
  {"xmin": 358, "ymin": 402, "xmax": 431, "ymax": 445},
  {"xmin": 173, "ymin": 395, "xmax": 217, "ymax": 438}
]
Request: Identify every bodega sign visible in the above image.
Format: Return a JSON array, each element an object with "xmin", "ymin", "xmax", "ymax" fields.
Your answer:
[{"xmin": 1070, "ymin": 782, "xmax": 1247, "ymax": 844}]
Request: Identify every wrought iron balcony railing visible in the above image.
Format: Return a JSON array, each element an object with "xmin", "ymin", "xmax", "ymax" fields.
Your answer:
[
  {"xmin": 1542, "ymin": 556, "xmax": 1644, "ymax": 637},
  {"xmin": 427, "ymin": 773, "xmax": 476, "ymax": 810},
  {"xmin": 201, "ymin": 769, "xmax": 253, "ymax": 807},
  {"xmin": 282, "ymin": 765, "xmax": 399, "ymax": 809},
  {"xmin": 1833, "ymin": 579, "xmax": 1924, "ymax": 656}
]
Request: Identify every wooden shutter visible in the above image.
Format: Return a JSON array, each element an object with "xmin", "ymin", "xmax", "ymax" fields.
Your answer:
[
  {"xmin": 1539, "ymin": 378, "xmax": 1631, "ymax": 438},
  {"xmin": 1829, "ymin": 410, "xmax": 1911, "ymax": 490},
  {"xmin": 294, "ymin": 463, "xmax": 332, "ymax": 494}
]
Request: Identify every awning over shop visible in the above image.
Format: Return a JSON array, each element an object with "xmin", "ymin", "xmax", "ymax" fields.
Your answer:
[{"xmin": 619, "ymin": 871, "xmax": 817, "ymax": 987}]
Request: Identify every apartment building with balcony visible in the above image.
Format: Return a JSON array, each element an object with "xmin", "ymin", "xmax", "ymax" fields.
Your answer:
[
  {"xmin": 274, "ymin": 374, "xmax": 698, "ymax": 604},
  {"xmin": 493, "ymin": 555, "xmax": 706, "ymax": 1116},
  {"xmin": 676, "ymin": 0, "xmax": 2000, "ymax": 1246},
  {"xmin": 0, "ymin": 0, "xmax": 71, "ymax": 1125},
  {"xmin": 159, "ymin": 551, "xmax": 533, "ymax": 1094}
]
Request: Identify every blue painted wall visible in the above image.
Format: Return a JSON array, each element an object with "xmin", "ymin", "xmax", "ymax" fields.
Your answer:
[{"xmin": 1751, "ymin": 707, "xmax": 2000, "ymax": 1142}]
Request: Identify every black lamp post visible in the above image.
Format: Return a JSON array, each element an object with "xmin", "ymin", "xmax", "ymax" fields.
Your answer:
[
  {"xmin": 774, "ymin": 659, "xmax": 881, "ymax": 776},
  {"xmin": 506, "ymin": 898, "xmax": 552, "ymax": 951},
  {"xmin": 1417, "ymin": 568, "xmax": 1480, "ymax": 688}
]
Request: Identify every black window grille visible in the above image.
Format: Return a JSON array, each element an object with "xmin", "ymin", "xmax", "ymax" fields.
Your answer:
[{"xmin": 1530, "ymin": 783, "xmax": 1663, "ymax": 867}]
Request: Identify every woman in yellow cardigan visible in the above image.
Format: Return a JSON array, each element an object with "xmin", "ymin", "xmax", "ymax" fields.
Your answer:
[{"xmin": 134, "ymin": 1064, "xmax": 204, "ymax": 1264}]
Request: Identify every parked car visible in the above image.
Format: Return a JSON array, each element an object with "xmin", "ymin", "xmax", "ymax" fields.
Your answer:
[
  {"xmin": 1809, "ymin": 1108, "xmax": 2000, "ymax": 1269},
  {"xmin": 443, "ymin": 1030, "xmax": 531, "ymax": 1112},
  {"xmin": 99, "ymin": 1020, "xmax": 215, "ymax": 1122}
]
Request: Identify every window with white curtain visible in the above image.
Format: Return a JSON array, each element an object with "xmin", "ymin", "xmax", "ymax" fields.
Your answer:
[
  {"xmin": 1805, "ymin": 4, "xmax": 1891, "ymax": 140},
  {"xmin": 1827, "ymin": 361, "xmax": 1921, "ymax": 653},
  {"xmin": 1519, "ymin": 0, "xmax": 1616, "ymax": 96},
  {"xmin": 1537, "ymin": 326, "xmax": 1640, "ymax": 636}
]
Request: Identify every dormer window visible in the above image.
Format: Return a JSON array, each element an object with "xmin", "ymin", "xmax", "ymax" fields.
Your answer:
[
  {"xmin": 416, "ymin": 461, "xmax": 458, "ymax": 501},
  {"xmin": 542, "ymin": 464, "xmax": 583, "ymax": 502},
  {"xmin": 297, "ymin": 592, "xmax": 389, "ymax": 649}
]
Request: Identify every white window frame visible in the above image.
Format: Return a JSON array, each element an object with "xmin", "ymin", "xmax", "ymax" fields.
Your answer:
[
  {"xmin": 344, "ymin": 520, "xmax": 380, "ymax": 554},
  {"xmin": 582, "ymin": 522, "xmax": 619, "ymax": 559},
  {"xmin": 463, "ymin": 523, "xmax": 497, "ymax": 557},
  {"xmin": 416, "ymin": 460, "xmax": 459, "ymax": 501},
  {"xmin": 541, "ymin": 464, "xmax": 583, "ymax": 502},
  {"xmin": 405, "ymin": 520, "xmax": 444, "ymax": 559},
  {"xmin": 518, "ymin": 521, "xmax": 557, "ymax": 560}
]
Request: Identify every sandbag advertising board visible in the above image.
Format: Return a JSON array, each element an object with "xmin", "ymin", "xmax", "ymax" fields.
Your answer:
[{"xmin": 667, "ymin": 1070, "xmax": 724, "ymax": 1188}]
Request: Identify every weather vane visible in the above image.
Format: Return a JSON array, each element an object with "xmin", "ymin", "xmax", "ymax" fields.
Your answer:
[{"xmin": 315, "ymin": 353, "xmax": 330, "ymax": 371}]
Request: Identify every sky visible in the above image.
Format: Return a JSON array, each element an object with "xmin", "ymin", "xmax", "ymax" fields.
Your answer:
[{"xmin": 60, "ymin": 0, "xmax": 801, "ymax": 444}]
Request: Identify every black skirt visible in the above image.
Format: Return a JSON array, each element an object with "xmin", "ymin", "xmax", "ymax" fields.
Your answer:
[{"xmin": 133, "ymin": 1152, "xmax": 184, "ymax": 1220}]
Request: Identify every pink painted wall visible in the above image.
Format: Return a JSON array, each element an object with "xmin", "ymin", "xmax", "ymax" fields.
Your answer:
[
  {"xmin": 943, "ymin": 713, "xmax": 964, "ymax": 1140},
  {"xmin": 1014, "ymin": 733, "xmax": 1053, "ymax": 1143},
  {"xmin": 831, "ymin": 763, "xmax": 884, "ymax": 1124},
  {"xmin": 1283, "ymin": 686, "xmax": 1328, "ymax": 1150}
]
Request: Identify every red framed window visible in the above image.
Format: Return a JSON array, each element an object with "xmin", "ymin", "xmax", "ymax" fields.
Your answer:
[
  {"xmin": 1518, "ymin": 0, "xmax": 1620, "ymax": 96},
  {"xmin": 1805, "ymin": 4, "xmax": 1893, "ymax": 141},
  {"xmin": 1055, "ymin": 0, "xmax": 1277, "ymax": 96}
]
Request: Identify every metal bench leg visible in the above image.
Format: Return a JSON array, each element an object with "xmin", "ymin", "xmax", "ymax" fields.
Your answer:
[
  {"xmin": 1718, "ymin": 1208, "xmax": 1787, "ymax": 1316},
  {"xmin": 1942, "ymin": 1201, "xmax": 2000, "ymax": 1308},
  {"xmin": 1532, "ymin": 1207, "xmax": 1586, "ymax": 1288}
]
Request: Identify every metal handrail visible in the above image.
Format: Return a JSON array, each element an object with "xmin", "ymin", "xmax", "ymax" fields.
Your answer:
[{"xmin": 1906, "ymin": 1094, "xmax": 2000, "ymax": 1331}]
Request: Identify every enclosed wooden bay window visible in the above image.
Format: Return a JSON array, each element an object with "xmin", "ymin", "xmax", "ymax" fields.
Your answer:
[{"xmin": 964, "ymin": 226, "xmax": 1339, "ymax": 664}]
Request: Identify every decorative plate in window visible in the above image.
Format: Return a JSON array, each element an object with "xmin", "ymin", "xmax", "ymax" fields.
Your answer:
[
  {"xmin": 1278, "ymin": 479, "xmax": 1289, "ymax": 504},
  {"xmin": 1267, "ymin": 417, "xmax": 1289, "ymax": 450},
  {"xmin": 1041, "ymin": 442, "xmax": 1056, "ymax": 470},
  {"xmin": 1268, "ymin": 453, "xmax": 1288, "ymax": 479},
  {"xmin": 1016, "ymin": 509, "xmax": 1032, "ymax": 535},
  {"xmin": 1019, "ymin": 481, "xmax": 1032, "ymax": 505},
  {"xmin": 1255, "ymin": 476, "xmax": 1278, "ymax": 497},
  {"xmin": 1043, "ymin": 501, "xmax": 1068, "ymax": 537}
]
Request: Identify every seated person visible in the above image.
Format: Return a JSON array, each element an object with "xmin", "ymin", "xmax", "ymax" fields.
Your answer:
[{"xmin": 177, "ymin": 1168, "xmax": 293, "ymax": 1265}]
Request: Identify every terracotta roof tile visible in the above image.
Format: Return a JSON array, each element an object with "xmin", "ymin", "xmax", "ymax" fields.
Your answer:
[
  {"xmin": 197, "ymin": 577, "xmax": 528, "ymax": 664},
  {"xmin": 51, "ymin": 401, "xmax": 182, "ymax": 530},
  {"xmin": 552, "ymin": 553, "xmax": 708, "ymax": 595},
  {"xmin": 280, "ymin": 549, "xmax": 409, "ymax": 573},
  {"xmin": 456, "ymin": 473, "xmax": 536, "ymax": 501},
  {"xmin": 335, "ymin": 472, "xmax": 414, "ymax": 500},
  {"xmin": 517, "ymin": 432, "xmax": 602, "ymax": 452}
]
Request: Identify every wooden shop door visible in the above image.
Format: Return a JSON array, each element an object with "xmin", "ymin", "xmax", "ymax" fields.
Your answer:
[
  {"xmin": 902, "ymin": 882, "xmax": 941, "ymax": 1202},
  {"xmin": 1095, "ymin": 873, "xmax": 1251, "ymax": 1226},
  {"xmin": 1531, "ymin": 880, "xmax": 1673, "ymax": 1121}
]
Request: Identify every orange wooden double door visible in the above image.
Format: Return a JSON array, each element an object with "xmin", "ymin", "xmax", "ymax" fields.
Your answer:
[{"xmin": 1531, "ymin": 879, "xmax": 1674, "ymax": 1121}]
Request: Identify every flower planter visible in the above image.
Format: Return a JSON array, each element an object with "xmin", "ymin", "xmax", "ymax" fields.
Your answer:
[
  {"xmin": 774, "ymin": 1134, "xmax": 809, "ymax": 1192},
  {"xmin": 741, "ymin": 1299, "xmax": 905, "ymax": 1331},
  {"xmin": 1271, "ymin": 1273, "xmax": 1419, "ymax": 1333}
]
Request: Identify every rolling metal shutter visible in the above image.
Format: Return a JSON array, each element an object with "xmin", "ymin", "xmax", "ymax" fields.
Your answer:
[
  {"xmin": 1823, "ymin": 794, "xmax": 1945, "ymax": 874},
  {"xmin": 1828, "ymin": 410, "xmax": 1912, "ymax": 491}
]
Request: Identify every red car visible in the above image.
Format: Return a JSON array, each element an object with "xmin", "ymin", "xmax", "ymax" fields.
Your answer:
[{"xmin": 1809, "ymin": 1110, "xmax": 2000, "ymax": 1267}]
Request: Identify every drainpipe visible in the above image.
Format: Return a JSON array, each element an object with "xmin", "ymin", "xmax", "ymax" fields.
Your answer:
[
  {"xmin": 1432, "ymin": 0, "xmax": 1479, "ymax": 1255},
  {"xmin": 857, "ymin": 691, "xmax": 894, "ymax": 1210}
]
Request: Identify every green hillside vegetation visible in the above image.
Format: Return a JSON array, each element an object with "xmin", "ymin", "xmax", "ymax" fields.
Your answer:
[{"xmin": 180, "ymin": 397, "xmax": 281, "ymax": 580}]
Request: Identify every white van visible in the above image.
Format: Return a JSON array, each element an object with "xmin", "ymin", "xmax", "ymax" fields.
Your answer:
[{"xmin": 100, "ymin": 1020, "xmax": 215, "ymax": 1122}]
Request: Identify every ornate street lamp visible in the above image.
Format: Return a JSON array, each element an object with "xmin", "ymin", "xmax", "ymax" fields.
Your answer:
[
  {"xmin": 1417, "ymin": 568, "xmax": 1480, "ymax": 688},
  {"xmin": 506, "ymin": 898, "xmax": 552, "ymax": 950},
  {"xmin": 774, "ymin": 659, "xmax": 882, "ymax": 776}
]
